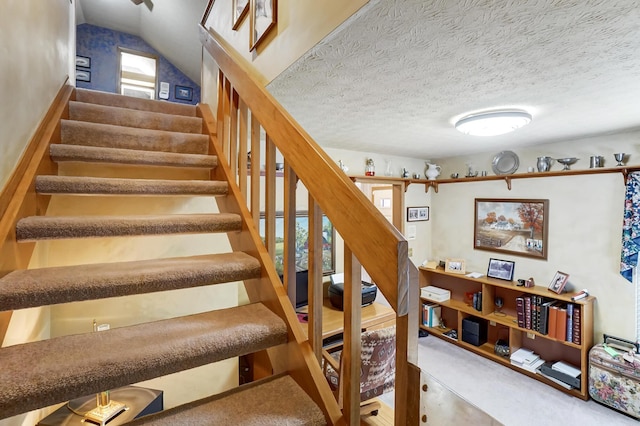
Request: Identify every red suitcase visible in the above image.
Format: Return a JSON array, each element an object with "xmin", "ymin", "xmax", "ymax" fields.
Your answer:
[{"xmin": 588, "ymin": 334, "xmax": 640, "ymax": 419}]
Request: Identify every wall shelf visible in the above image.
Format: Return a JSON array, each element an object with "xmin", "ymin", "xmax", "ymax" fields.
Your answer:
[{"xmin": 351, "ymin": 165, "xmax": 640, "ymax": 193}]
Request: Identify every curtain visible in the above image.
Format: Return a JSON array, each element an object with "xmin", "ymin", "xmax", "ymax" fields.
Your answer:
[{"xmin": 621, "ymin": 172, "xmax": 640, "ymax": 282}]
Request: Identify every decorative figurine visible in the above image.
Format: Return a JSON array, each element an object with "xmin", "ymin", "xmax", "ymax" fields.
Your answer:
[{"xmin": 365, "ymin": 158, "xmax": 375, "ymax": 176}]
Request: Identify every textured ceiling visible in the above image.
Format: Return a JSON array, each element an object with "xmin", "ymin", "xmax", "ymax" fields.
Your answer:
[
  {"xmin": 75, "ymin": 0, "xmax": 206, "ymax": 84},
  {"xmin": 267, "ymin": 0, "xmax": 640, "ymax": 159}
]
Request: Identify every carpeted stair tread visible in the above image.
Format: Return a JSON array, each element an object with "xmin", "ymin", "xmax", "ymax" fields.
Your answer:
[
  {"xmin": 69, "ymin": 101, "xmax": 203, "ymax": 133},
  {"xmin": 0, "ymin": 252, "xmax": 261, "ymax": 310},
  {"xmin": 75, "ymin": 88, "xmax": 197, "ymax": 117},
  {"xmin": 128, "ymin": 374, "xmax": 326, "ymax": 426},
  {"xmin": 50, "ymin": 144, "xmax": 218, "ymax": 168},
  {"xmin": 61, "ymin": 120, "xmax": 208, "ymax": 154},
  {"xmin": 16, "ymin": 213, "xmax": 242, "ymax": 241},
  {"xmin": 0, "ymin": 303, "xmax": 287, "ymax": 419},
  {"xmin": 35, "ymin": 175, "xmax": 228, "ymax": 196}
]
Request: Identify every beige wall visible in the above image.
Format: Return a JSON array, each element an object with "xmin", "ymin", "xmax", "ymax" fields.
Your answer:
[
  {"xmin": 0, "ymin": 0, "xmax": 73, "ymax": 193},
  {"xmin": 203, "ymin": 0, "xmax": 369, "ymax": 83},
  {"xmin": 0, "ymin": 2, "xmax": 73, "ymax": 424},
  {"xmin": 433, "ymin": 130, "xmax": 640, "ymax": 342}
]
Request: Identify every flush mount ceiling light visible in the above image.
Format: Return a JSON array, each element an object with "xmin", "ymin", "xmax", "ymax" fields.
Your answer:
[{"xmin": 455, "ymin": 110, "xmax": 532, "ymax": 136}]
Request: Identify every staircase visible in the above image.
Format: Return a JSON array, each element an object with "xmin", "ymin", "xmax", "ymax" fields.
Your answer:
[{"xmin": 0, "ymin": 88, "xmax": 329, "ymax": 424}]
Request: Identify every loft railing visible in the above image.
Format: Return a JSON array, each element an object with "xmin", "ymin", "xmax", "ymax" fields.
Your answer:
[{"xmin": 198, "ymin": 13, "xmax": 420, "ymax": 424}]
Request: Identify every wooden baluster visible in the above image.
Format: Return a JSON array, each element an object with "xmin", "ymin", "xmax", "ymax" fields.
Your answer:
[
  {"xmin": 238, "ymin": 99, "xmax": 248, "ymax": 200},
  {"xmin": 215, "ymin": 70, "xmax": 225, "ymax": 156},
  {"xmin": 283, "ymin": 164, "xmax": 297, "ymax": 305},
  {"xmin": 220, "ymin": 77, "xmax": 232, "ymax": 157},
  {"xmin": 250, "ymin": 116, "xmax": 261, "ymax": 228},
  {"xmin": 308, "ymin": 196, "xmax": 324, "ymax": 361},
  {"xmin": 343, "ymin": 247, "xmax": 361, "ymax": 425},
  {"xmin": 264, "ymin": 136, "xmax": 276, "ymax": 259},
  {"xmin": 229, "ymin": 89, "xmax": 239, "ymax": 180}
]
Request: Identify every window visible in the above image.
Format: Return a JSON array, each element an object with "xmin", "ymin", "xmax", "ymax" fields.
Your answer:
[{"xmin": 118, "ymin": 48, "xmax": 158, "ymax": 100}]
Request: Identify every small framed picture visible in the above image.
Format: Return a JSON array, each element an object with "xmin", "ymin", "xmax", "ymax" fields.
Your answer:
[
  {"xmin": 487, "ymin": 258, "xmax": 515, "ymax": 281},
  {"xmin": 407, "ymin": 206, "xmax": 429, "ymax": 222},
  {"xmin": 233, "ymin": 0, "xmax": 249, "ymax": 30},
  {"xmin": 76, "ymin": 70, "xmax": 91, "ymax": 82},
  {"xmin": 75, "ymin": 55, "xmax": 91, "ymax": 69},
  {"xmin": 175, "ymin": 85, "xmax": 193, "ymax": 101},
  {"xmin": 548, "ymin": 271, "xmax": 569, "ymax": 294},
  {"xmin": 445, "ymin": 258, "xmax": 466, "ymax": 274}
]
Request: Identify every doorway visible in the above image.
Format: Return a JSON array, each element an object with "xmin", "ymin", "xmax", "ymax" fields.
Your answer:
[{"xmin": 117, "ymin": 48, "xmax": 158, "ymax": 99}]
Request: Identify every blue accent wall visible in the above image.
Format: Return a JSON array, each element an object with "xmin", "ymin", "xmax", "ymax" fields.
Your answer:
[{"xmin": 76, "ymin": 24, "xmax": 200, "ymax": 105}]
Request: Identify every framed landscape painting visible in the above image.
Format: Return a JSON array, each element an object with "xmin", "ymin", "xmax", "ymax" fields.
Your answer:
[{"xmin": 474, "ymin": 198, "xmax": 549, "ymax": 259}]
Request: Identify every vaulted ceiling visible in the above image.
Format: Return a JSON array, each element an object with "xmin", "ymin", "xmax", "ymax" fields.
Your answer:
[{"xmin": 76, "ymin": 0, "xmax": 640, "ymax": 159}]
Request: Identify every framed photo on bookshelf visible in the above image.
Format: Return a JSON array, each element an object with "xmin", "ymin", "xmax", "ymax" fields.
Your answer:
[
  {"xmin": 548, "ymin": 271, "xmax": 569, "ymax": 294},
  {"xmin": 487, "ymin": 258, "xmax": 515, "ymax": 281},
  {"xmin": 444, "ymin": 258, "xmax": 465, "ymax": 274}
]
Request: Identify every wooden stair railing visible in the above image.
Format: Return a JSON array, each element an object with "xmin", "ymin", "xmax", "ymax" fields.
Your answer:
[{"xmin": 199, "ymin": 22, "xmax": 421, "ymax": 424}]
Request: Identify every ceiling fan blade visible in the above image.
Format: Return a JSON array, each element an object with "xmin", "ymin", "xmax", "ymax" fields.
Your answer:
[
  {"xmin": 130, "ymin": 0, "xmax": 144, "ymax": 5},
  {"xmin": 143, "ymin": 0, "xmax": 153, "ymax": 11}
]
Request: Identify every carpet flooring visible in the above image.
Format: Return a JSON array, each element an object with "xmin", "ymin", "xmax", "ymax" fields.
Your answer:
[{"xmin": 385, "ymin": 335, "xmax": 638, "ymax": 425}]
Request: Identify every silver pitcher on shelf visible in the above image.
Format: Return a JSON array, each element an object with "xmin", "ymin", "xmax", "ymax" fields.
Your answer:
[{"xmin": 537, "ymin": 156, "xmax": 554, "ymax": 172}]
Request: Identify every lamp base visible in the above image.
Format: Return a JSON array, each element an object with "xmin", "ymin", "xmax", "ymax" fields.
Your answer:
[{"xmin": 83, "ymin": 401, "xmax": 128, "ymax": 425}]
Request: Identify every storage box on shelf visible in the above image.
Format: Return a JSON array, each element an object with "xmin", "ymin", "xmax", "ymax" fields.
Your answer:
[{"xmin": 418, "ymin": 266, "xmax": 595, "ymax": 400}]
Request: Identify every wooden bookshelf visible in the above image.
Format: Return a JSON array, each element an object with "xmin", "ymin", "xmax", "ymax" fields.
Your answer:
[{"xmin": 419, "ymin": 266, "xmax": 595, "ymax": 400}]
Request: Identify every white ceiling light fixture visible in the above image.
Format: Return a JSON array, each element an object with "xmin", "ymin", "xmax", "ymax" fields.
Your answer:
[{"xmin": 455, "ymin": 110, "xmax": 532, "ymax": 136}]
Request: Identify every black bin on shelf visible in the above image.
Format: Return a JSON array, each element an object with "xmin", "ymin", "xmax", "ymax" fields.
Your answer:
[{"xmin": 462, "ymin": 316, "xmax": 488, "ymax": 346}]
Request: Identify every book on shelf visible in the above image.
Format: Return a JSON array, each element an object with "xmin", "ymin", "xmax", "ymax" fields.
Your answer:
[
  {"xmin": 516, "ymin": 296, "xmax": 525, "ymax": 328},
  {"xmin": 539, "ymin": 299, "xmax": 554, "ymax": 335},
  {"xmin": 524, "ymin": 296, "xmax": 532, "ymax": 329},
  {"xmin": 566, "ymin": 303, "xmax": 574, "ymax": 343},
  {"xmin": 422, "ymin": 302, "xmax": 441, "ymax": 328},
  {"xmin": 572, "ymin": 305, "xmax": 581, "ymax": 345},
  {"xmin": 520, "ymin": 357, "xmax": 545, "ymax": 373},
  {"xmin": 555, "ymin": 306, "xmax": 567, "ymax": 341},
  {"xmin": 552, "ymin": 360, "xmax": 581, "ymax": 378},
  {"xmin": 547, "ymin": 303, "xmax": 559, "ymax": 339},
  {"xmin": 510, "ymin": 348, "xmax": 539, "ymax": 366}
]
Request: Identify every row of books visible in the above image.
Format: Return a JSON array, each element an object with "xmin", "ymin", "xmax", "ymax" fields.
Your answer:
[
  {"xmin": 421, "ymin": 302, "xmax": 441, "ymax": 327},
  {"xmin": 515, "ymin": 295, "xmax": 581, "ymax": 344}
]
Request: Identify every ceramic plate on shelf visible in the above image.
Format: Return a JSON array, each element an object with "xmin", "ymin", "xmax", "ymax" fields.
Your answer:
[{"xmin": 492, "ymin": 150, "xmax": 519, "ymax": 175}]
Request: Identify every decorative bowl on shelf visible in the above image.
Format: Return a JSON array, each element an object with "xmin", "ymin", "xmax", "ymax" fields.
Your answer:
[{"xmin": 556, "ymin": 157, "xmax": 579, "ymax": 170}]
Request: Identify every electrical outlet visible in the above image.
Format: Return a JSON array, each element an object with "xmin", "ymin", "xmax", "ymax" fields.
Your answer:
[
  {"xmin": 489, "ymin": 320, "xmax": 496, "ymax": 326},
  {"xmin": 408, "ymin": 248, "xmax": 413, "ymax": 257},
  {"xmin": 526, "ymin": 332, "xmax": 535, "ymax": 339}
]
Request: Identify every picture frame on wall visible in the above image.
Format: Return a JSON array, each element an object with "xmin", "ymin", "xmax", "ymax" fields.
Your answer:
[
  {"xmin": 75, "ymin": 55, "xmax": 91, "ymax": 69},
  {"xmin": 487, "ymin": 258, "xmax": 515, "ymax": 281},
  {"xmin": 474, "ymin": 198, "xmax": 549, "ymax": 259},
  {"xmin": 250, "ymin": 0, "xmax": 277, "ymax": 51},
  {"xmin": 75, "ymin": 70, "xmax": 91, "ymax": 82},
  {"xmin": 407, "ymin": 206, "xmax": 429, "ymax": 222},
  {"xmin": 548, "ymin": 271, "xmax": 569, "ymax": 294},
  {"xmin": 174, "ymin": 85, "xmax": 193, "ymax": 101},
  {"xmin": 233, "ymin": 0, "xmax": 249, "ymax": 30}
]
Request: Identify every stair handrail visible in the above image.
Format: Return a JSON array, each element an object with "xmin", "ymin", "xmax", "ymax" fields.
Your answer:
[{"xmin": 199, "ymin": 27, "xmax": 410, "ymax": 317}]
